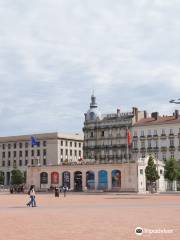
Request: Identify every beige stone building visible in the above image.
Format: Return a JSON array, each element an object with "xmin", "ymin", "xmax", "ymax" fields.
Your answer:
[
  {"xmin": 132, "ymin": 110, "xmax": 180, "ymax": 162},
  {"xmin": 0, "ymin": 132, "xmax": 83, "ymax": 185}
]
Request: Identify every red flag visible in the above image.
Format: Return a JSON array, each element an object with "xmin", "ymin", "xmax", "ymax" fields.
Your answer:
[{"xmin": 127, "ymin": 130, "xmax": 132, "ymax": 145}]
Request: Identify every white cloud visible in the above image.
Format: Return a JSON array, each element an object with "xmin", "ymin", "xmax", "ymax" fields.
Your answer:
[{"xmin": 0, "ymin": 0, "xmax": 180, "ymax": 135}]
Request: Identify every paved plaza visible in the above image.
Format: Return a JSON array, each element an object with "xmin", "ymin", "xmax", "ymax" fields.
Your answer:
[{"xmin": 0, "ymin": 192, "xmax": 179, "ymax": 240}]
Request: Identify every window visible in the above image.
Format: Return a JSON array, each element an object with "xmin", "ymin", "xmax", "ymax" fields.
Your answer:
[
  {"xmin": 70, "ymin": 142, "xmax": 72, "ymax": 147},
  {"xmin": 43, "ymin": 159, "xmax": 46, "ymax": 165},
  {"xmin": 65, "ymin": 149, "xmax": 68, "ymax": 155},
  {"xmin": 14, "ymin": 143, "xmax": 16, "ymax": 149},
  {"xmin": 60, "ymin": 149, "xmax": 63, "ymax": 155},
  {"xmin": 70, "ymin": 150, "xmax": 72, "ymax": 156},
  {"xmin": 154, "ymin": 130, "xmax": 157, "ymax": 136},
  {"xmin": 8, "ymin": 143, "xmax": 11, "ymax": 149},
  {"xmin": 148, "ymin": 130, "xmax": 151, "ymax": 136},
  {"xmin": 101, "ymin": 131, "xmax": 104, "ymax": 137},
  {"xmin": 162, "ymin": 153, "xmax": 166, "ymax": 161},
  {"xmin": 148, "ymin": 140, "xmax": 151, "ymax": 148},
  {"xmin": 141, "ymin": 130, "xmax": 144, "ymax": 136},
  {"xmin": 2, "ymin": 161, "xmax": 5, "ymax": 167},
  {"xmin": 90, "ymin": 132, "xmax": 94, "ymax": 138},
  {"xmin": 160, "ymin": 169, "xmax": 163, "ymax": 174},
  {"xmin": 8, "ymin": 152, "xmax": 11, "ymax": 158},
  {"xmin": 74, "ymin": 150, "xmax": 77, "ymax": 156},
  {"xmin": 25, "ymin": 150, "xmax": 28, "ymax": 157},
  {"xmin": 43, "ymin": 149, "xmax": 46, "ymax": 156},
  {"xmin": 79, "ymin": 150, "xmax": 81, "ymax": 156},
  {"xmin": 65, "ymin": 141, "xmax": 68, "ymax": 146},
  {"xmin": 8, "ymin": 160, "xmax": 11, "ymax": 166},
  {"xmin": 170, "ymin": 139, "xmax": 174, "ymax": 146},
  {"xmin": 61, "ymin": 141, "xmax": 63, "ymax": 146},
  {"xmin": 43, "ymin": 141, "xmax": 46, "ymax": 147},
  {"xmin": 19, "ymin": 160, "xmax": 22, "ymax": 166},
  {"xmin": 162, "ymin": 129, "xmax": 165, "ymax": 135},
  {"xmin": 37, "ymin": 149, "xmax": 40, "ymax": 156},
  {"xmin": 79, "ymin": 142, "xmax": 81, "ymax": 148},
  {"xmin": 31, "ymin": 159, "xmax": 34, "ymax": 165},
  {"xmin": 2, "ymin": 152, "xmax": 5, "ymax": 158},
  {"xmin": 140, "ymin": 169, "xmax": 143, "ymax": 175},
  {"xmin": 155, "ymin": 140, "xmax": 158, "ymax": 148},
  {"xmin": 170, "ymin": 152, "xmax": 174, "ymax": 159},
  {"xmin": 13, "ymin": 151, "xmax": 16, "ymax": 157},
  {"xmin": 2, "ymin": 144, "xmax": 5, "ymax": 150},
  {"xmin": 25, "ymin": 142, "xmax": 28, "ymax": 148},
  {"xmin": 74, "ymin": 142, "xmax": 77, "ymax": 147},
  {"xmin": 170, "ymin": 129, "xmax": 173, "ymax": 134},
  {"xmin": 19, "ymin": 151, "xmax": 22, "ymax": 157},
  {"xmin": 31, "ymin": 150, "xmax": 34, "ymax": 156},
  {"xmin": 19, "ymin": 142, "xmax": 22, "ymax": 148},
  {"xmin": 141, "ymin": 141, "xmax": 145, "ymax": 148},
  {"xmin": 25, "ymin": 160, "xmax": 28, "ymax": 166}
]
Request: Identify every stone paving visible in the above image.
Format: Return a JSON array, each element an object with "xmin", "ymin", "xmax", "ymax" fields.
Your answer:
[{"xmin": 0, "ymin": 192, "xmax": 179, "ymax": 240}]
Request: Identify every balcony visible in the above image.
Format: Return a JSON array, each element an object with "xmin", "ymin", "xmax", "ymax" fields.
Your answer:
[
  {"xmin": 153, "ymin": 147, "xmax": 159, "ymax": 152},
  {"xmin": 140, "ymin": 147, "xmax": 146, "ymax": 153},
  {"xmin": 169, "ymin": 133, "xmax": 175, "ymax": 139},
  {"xmin": 160, "ymin": 134, "xmax": 167, "ymax": 139},
  {"xmin": 147, "ymin": 135, "xmax": 153, "ymax": 140},
  {"xmin": 161, "ymin": 146, "xmax": 167, "ymax": 152},
  {"xmin": 147, "ymin": 147, "xmax": 153, "ymax": 152},
  {"xmin": 169, "ymin": 146, "xmax": 175, "ymax": 151},
  {"xmin": 133, "ymin": 136, "xmax": 138, "ymax": 140},
  {"xmin": 140, "ymin": 136, "xmax": 146, "ymax": 141},
  {"xmin": 153, "ymin": 134, "xmax": 159, "ymax": 140},
  {"xmin": 132, "ymin": 148, "xmax": 139, "ymax": 153}
]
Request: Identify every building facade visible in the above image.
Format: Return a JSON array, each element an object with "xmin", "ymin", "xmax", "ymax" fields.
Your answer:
[
  {"xmin": 0, "ymin": 132, "xmax": 83, "ymax": 185},
  {"xmin": 132, "ymin": 110, "xmax": 180, "ymax": 162},
  {"xmin": 83, "ymin": 94, "xmax": 145, "ymax": 163}
]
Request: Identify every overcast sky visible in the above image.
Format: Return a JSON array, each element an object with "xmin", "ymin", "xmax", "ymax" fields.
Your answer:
[{"xmin": 0, "ymin": 0, "xmax": 180, "ymax": 136}]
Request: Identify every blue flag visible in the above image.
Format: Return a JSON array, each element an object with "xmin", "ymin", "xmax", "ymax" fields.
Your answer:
[{"xmin": 31, "ymin": 136, "xmax": 39, "ymax": 147}]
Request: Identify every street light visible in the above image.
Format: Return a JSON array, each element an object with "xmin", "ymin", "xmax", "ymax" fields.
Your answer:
[{"xmin": 169, "ymin": 99, "xmax": 180, "ymax": 104}]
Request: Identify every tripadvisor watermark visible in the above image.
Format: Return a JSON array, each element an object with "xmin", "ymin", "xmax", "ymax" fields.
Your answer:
[{"xmin": 135, "ymin": 227, "xmax": 174, "ymax": 236}]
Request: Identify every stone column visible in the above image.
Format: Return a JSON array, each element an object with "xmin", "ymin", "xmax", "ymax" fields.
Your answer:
[
  {"xmin": 82, "ymin": 171, "xmax": 87, "ymax": 191},
  {"xmin": 59, "ymin": 171, "xmax": 62, "ymax": 187},
  {"xmin": 108, "ymin": 170, "xmax": 112, "ymax": 191},
  {"xmin": 95, "ymin": 170, "xmax": 98, "ymax": 190},
  {"xmin": 70, "ymin": 172, "xmax": 74, "ymax": 191}
]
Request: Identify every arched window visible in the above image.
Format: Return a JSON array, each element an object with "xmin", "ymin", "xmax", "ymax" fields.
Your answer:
[
  {"xmin": 98, "ymin": 170, "xmax": 108, "ymax": 190},
  {"xmin": 51, "ymin": 172, "xmax": 59, "ymax": 185},
  {"xmin": 74, "ymin": 171, "xmax": 82, "ymax": 191},
  {"xmin": 112, "ymin": 170, "xmax": 121, "ymax": 188},
  {"xmin": 40, "ymin": 172, "xmax": 48, "ymax": 184},
  {"xmin": 62, "ymin": 171, "xmax": 71, "ymax": 189},
  {"xmin": 86, "ymin": 171, "xmax": 95, "ymax": 190}
]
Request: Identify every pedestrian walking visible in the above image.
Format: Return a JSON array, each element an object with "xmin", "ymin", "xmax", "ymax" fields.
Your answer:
[
  {"xmin": 63, "ymin": 186, "xmax": 67, "ymax": 197},
  {"xmin": 26, "ymin": 185, "xmax": 36, "ymax": 207}
]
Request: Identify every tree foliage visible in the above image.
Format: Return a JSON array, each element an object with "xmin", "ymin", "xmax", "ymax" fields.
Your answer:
[
  {"xmin": 11, "ymin": 169, "xmax": 24, "ymax": 185},
  {"xmin": 164, "ymin": 158, "xmax": 178, "ymax": 181},
  {"xmin": 0, "ymin": 172, "xmax": 4, "ymax": 185},
  {"xmin": 145, "ymin": 155, "xmax": 160, "ymax": 183}
]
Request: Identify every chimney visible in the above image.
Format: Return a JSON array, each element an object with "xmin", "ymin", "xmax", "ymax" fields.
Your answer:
[
  {"xmin": 144, "ymin": 111, "xmax": 147, "ymax": 119},
  {"xmin": 132, "ymin": 107, "xmax": 138, "ymax": 122},
  {"xmin": 175, "ymin": 110, "xmax": 179, "ymax": 119},
  {"xmin": 151, "ymin": 112, "xmax": 159, "ymax": 120},
  {"xmin": 117, "ymin": 108, "xmax": 120, "ymax": 116}
]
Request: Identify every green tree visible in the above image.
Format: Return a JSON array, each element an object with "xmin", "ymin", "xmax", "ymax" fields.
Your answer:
[
  {"xmin": 0, "ymin": 172, "xmax": 4, "ymax": 185},
  {"xmin": 164, "ymin": 158, "xmax": 178, "ymax": 181},
  {"xmin": 145, "ymin": 155, "xmax": 160, "ymax": 193},
  {"xmin": 11, "ymin": 169, "xmax": 24, "ymax": 185}
]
